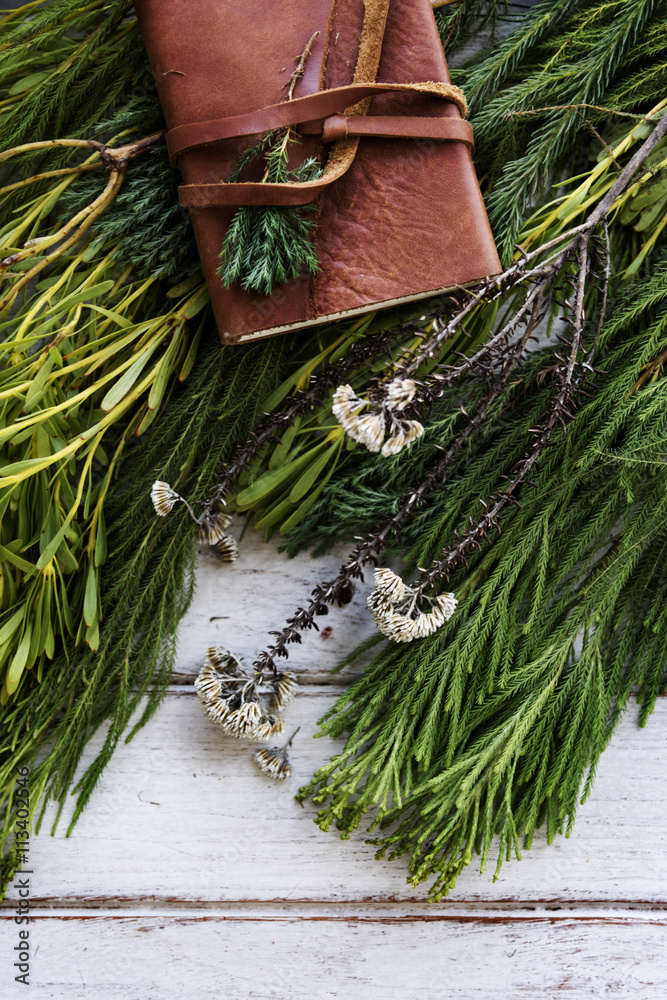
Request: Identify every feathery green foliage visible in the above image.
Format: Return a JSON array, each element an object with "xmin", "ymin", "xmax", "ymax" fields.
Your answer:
[
  {"xmin": 218, "ymin": 130, "xmax": 323, "ymax": 296},
  {"xmin": 297, "ymin": 253, "xmax": 667, "ymax": 898},
  {"xmin": 0, "ymin": 1, "xmax": 144, "ymax": 157},
  {"xmin": 456, "ymin": 0, "xmax": 667, "ymax": 261},
  {"xmin": 0, "ymin": 333, "xmax": 293, "ymax": 893},
  {"xmin": 59, "ymin": 98, "xmax": 199, "ymax": 280}
]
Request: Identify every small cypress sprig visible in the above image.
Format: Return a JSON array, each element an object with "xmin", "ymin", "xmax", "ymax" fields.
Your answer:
[
  {"xmin": 218, "ymin": 30, "xmax": 323, "ymax": 296},
  {"xmin": 218, "ymin": 129, "xmax": 322, "ymax": 296}
]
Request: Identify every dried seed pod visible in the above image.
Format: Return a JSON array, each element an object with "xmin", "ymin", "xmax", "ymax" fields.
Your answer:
[
  {"xmin": 380, "ymin": 429, "xmax": 407, "ymax": 456},
  {"xmin": 206, "ymin": 646, "xmax": 240, "ymax": 671},
  {"xmin": 202, "ymin": 697, "xmax": 231, "ymax": 726},
  {"xmin": 215, "ymin": 532, "xmax": 239, "ymax": 563},
  {"xmin": 372, "ymin": 568, "xmax": 406, "ymax": 604},
  {"xmin": 349, "ymin": 412, "xmax": 385, "ymax": 452},
  {"xmin": 375, "ymin": 610, "xmax": 419, "ymax": 643},
  {"xmin": 332, "ymin": 385, "xmax": 365, "ymax": 436},
  {"xmin": 150, "ymin": 481, "xmax": 182, "ymax": 516},
  {"xmin": 366, "ymin": 590, "xmax": 393, "ymax": 627},
  {"xmin": 381, "ymin": 419, "xmax": 424, "ymax": 457},
  {"xmin": 403, "ymin": 420, "xmax": 425, "ymax": 444},
  {"xmin": 253, "ymin": 746, "xmax": 292, "ymax": 780},
  {"xmin": 197, "ymin": 508, "xmax": 232, "ymax": 545},
  {"xmin": 269, "ymin": 671, "xmax": 298, "ymax": 710},
  {"xmin": 194, "ymin": 663, "xmax": 223, "ymax": 703},
  {"xmin": 254, "ymin": 712, "xmax": 286, "ymax": 740},
  {"xmin": 410, "ymin": 611, "xmax": 442, "ymax": 639},
  {"xmin": 435, "ymin": 593, "xmax": 458, "ymax": 620},
  {"xmin": 224, "ymin": 700, "xmax": 263, "ymax": 738},
  {"xmin": 385, "ymin": 378, "xmax": 417, "ymax": 410}
]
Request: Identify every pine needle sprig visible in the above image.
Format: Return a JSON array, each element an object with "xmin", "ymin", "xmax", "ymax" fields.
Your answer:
[
  {"xmin": 218, "ymin": 130, "xmax": 323, "ymax": 296},
  {"xmin": 217, "ymin": 29, "xmax": 324, "ymax": 295}
]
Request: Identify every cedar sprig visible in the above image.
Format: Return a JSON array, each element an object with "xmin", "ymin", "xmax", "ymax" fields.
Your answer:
[{"xmin": 217, "ymin": 129, "xmax": 323, "ymax": 296}]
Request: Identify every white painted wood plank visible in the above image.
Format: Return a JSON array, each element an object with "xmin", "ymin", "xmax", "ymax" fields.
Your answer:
[
  {"xmin": 2, "ymin": 911, "xmax": 666, "ymax": 1000},
  {"xmin": 174, "ymin": 523, "xmax": 377, "ymax": 683},
  {"xmin": 9, "ymin": 690, "xmax": 667, "ymax": 905}
]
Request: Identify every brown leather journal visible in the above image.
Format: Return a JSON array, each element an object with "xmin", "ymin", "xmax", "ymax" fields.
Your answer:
[{"xmin": 135, "ymin": 0, "xmax": 501, "ymax": 343}]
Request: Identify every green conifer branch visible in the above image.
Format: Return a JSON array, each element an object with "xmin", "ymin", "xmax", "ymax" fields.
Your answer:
[
  {"xmin": 218, "ymin": 130, "xmax": 323, "ymax": 296},
  {"xmin": 297, "ymin": 256, "xmax": 667, "ymax": 898}
]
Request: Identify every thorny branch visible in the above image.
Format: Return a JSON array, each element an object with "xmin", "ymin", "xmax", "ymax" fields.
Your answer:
[
  {"xmin": 250, "ymin": 109, "xmax": 667, "ymax": 670},
  {"xmin": 200, "ymin": 331, "xmax": 400, "ymax": 517}
]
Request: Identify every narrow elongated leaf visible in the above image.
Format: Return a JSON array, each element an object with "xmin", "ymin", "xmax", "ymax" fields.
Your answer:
[
  {"xmin": 289, "ymin": 443, "xmax": 338, "ymax": 503},
  {"xmin": 99, "ymin": 338, "xmax": 162, "ymax": 412},
  {"xmin": 0, "ymin": 608, "xmax": 25, "ymax": 648},
  {"xmin": 6, "ymin": 626, "xmax": 32, "ymax": 694},
  {"xmin": 235, "ymin": 443, "xmax": 327, "ymax": 509},
  {"xmin": 83, "ymin": 561, "xmax": 98, "ymax": 628},
  {"xmin": 0, "ymin": 544, "xmax": 34, "ymax": 575},
  {"xmin": 147, "ymin": 326, "xmax": 183, "ymax": 411}
]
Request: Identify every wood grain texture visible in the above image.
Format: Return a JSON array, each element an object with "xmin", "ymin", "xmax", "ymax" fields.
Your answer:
[
  {"xmin": 2, "ymin": 911, "xmax": 667, "ymax": 1000},
  {"xmin": 2, "ymin": 536, "xmax": 666, "ymax": 998},
  {"xmin": 173, "ymin": 530, "xmax": 377, "ymax": 684},
  {"xmin": 6, "ymin": 689, "xmax": 667, "ymax": 906}
]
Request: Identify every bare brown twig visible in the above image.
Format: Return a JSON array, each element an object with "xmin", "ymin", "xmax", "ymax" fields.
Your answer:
[{"xmin": 248, "ymin": 109, "xmax": 667, "ymax": 670}]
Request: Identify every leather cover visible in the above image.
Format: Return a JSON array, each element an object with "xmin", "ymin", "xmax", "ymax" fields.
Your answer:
[{"xmin": 135, "ymin": 0, "xmax": 501, "ymax": 343}]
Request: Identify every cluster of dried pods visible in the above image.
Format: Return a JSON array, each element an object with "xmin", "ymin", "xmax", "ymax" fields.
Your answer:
[
  {"xmin": 195, "ymin": 645, "xmax": 299, "ymax": 780},
  {"xmin": 150, "ymin": 481, "xmax": 238, "ymax": 561},
  {"xmin": 367, "ymin": 568, "xmax": 457, "ymax": 643},
  {"xmin": 332, "ymin": 378, "xmax": 424, "ymax": 456}
]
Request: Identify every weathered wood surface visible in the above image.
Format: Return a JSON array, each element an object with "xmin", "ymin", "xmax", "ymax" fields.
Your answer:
[
  {"xmin": 2, "ymin": 530, "xmax": 667, "ymax": 999},
  {"xmin": 4, "ymin": 912, "xmax": 667, "ymax": 1000},
  {"xmin": 172, "ymin": 530, "xmax": 377, "ymax": 684},
  {"xmin": 14, "ymin": 688, "xmax": 667, "ymax": 906}
]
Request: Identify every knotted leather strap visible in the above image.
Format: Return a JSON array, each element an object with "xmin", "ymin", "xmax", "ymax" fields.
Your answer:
[
  {"xmin": 175, "ymin": 0, "xmax": 470, "ymax": 211},
  {"xmin": 167, "ymin": 80, "xmax": 468, "ymax": 163},
  {"xmin": 177, "ymin": 81, "xmax": 472, "ymax": 209}
]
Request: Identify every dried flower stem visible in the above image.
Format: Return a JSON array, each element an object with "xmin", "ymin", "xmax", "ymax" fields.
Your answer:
[
  {"xmin": 364, "ymin": 110, "xmax": 667, "ymax": 408},
  {"xmin": 200, "ymin": 332, "xmax": 397, "ymax": 516},
  {"xmin": 249, "ymin": 111, "xmax": 667, "ymax": 669},
  {"xmin": 0, "ymin": 131, "xmax": 165, "ymax": 311}
]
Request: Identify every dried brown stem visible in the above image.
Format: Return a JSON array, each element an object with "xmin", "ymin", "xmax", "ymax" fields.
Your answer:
[
  {"xmin": 201, "ymin": 332, "xmax": 399, "ymax": 516},
  {"xmin": 285, "ymin": 32, "xmax": 320, "ymax": 101}
]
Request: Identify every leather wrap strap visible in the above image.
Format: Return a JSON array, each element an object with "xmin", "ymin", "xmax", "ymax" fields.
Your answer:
[
  {"xmin": 167, "ymin": 80, "xmax": 468, "ymax": 164},
  {"xmin": 303, "ymin": 114, "xmax": 473, "ymax": 146},
  {"xmin": 174, "ymin": 20, "xmax": 472, "ymax": 211},
  {"xmin": 179, "ymin": 115, "xmax": 475, "ymax": 207}
]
